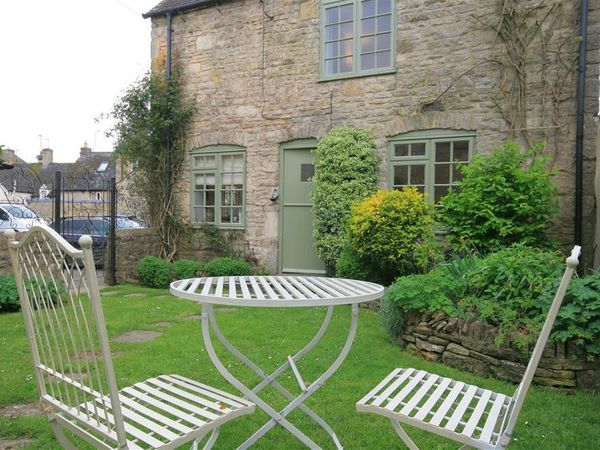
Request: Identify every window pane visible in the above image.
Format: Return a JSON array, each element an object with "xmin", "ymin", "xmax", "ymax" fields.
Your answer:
[
  {"xmin": 361, "ymin": 35, "xmax": 375, "ymax": 53},
  {"xmin": 340, "ymin": 56, "xmax": 353, "ymax": 72},
  {"xmin": 194, "ymin": 207, "xmax": 204, "ymax": 222},
  {"xmin": 378, "ymin": 0, "xmax": 392, "ymax": 14},
  {"xmin": 301, "ymin": 163, "xmax": 315, "ymax": 182},
  {"xmin": 205, "ymin": 208, "xmax": 215, "ymax": 222},
  {"xmin": 376, "ymin": 50, "xmax": 390, "ymax": 68},
  {"xmin": 362, "ymin": 0, "xmax": 376, "ymax": 17},
  {"xmin": 411, "ymin": 143, "xmax": 425, "ymax": 156},
  {"xmin": 453, "ymin": 165, "xmax": 465, "ymax": 182},
  {"xmin": 325, "ymin": 7, "xmax": 338, "ymax": 24},
  {"xmin": 233, "ymin": 191, "xmax": 243, "ymax": 206},
  {"xmin": 435, "ymin": 164, "xmax": 450, "ymax": 184},
  {"xmin": 206, "ymin": 190, "xmax": 215, "ymax": 206},
  {"xmin": 325, "ymin": 24, "xmax": 338, "ymax": 41},
  {"xmin": 231, "ymin": 208, "xmax": 242, "ymax": 224},
  {"xmin": 411, "ymin": 165, "xmax": 425, "ymax": 184},
  {"xmin": 221, "ymin": 208, "xmax": 231, "ymax": 223},
  {"xmin": 340, "ymin": 4, "xmax": 353, "ymax": 21},
  {"xmin": 376, "ymin": 32, "xmax": 391, "ymax": 50},
  {"xmin": 435, "ymin": 186, "xmax": 449, "ymax": 202},
  {"xmin": 232, "ymin": 155, "xmax": 244, "ymax": 170},
  {"xmin": 394, "ymin": 165, "xmax": 408, "ymax": 185},
  {"xmin": 194, "ymin": 191, "xmax": 204, "ymax": 206},
  {"xmin": 361, "ymin": 53, "xmax": 375, "ymax": 70},
  {"xmin": 194, "ymin": 155, "xmax": 215, "ymax": 168},
  {"xmin": 454, "ymin": 141, "xmax": 469, "ymax": 161},
  {"xmin": 416, "ymin": 186, "xmax": 425, "ymax": 194},
  {"xmin": 340, "ymin": 21, "xmax": 353, "ymax": 39},
  {"xmin": 232, "ymin": 173, "xmax": 243, "ymax": 185},
  {"xmin": 340, "ymin": 38, "xmax": 353, "ymax": 56},
  {"xmin": 377, "ymin": 15, "xmax": 391, "ymax": 32},
  {"xmin": 222, "ymin": 191, "xmax": 231, "ymax": 206},
  {"xmin": 325, "ymin": 59, "xmax": 337, "ymax": 74},
  {"xmin": 326, "ymin": 42, "xmax": 338, "ymax": 58},
  {"xmin": 362, "ymin": 17, "xmax": 376, "ymax": 35},
  {"xmin": 395, "ymin": 143, "xmax": 409, "ymax": 157},
  {"xmin": 435, "ymin": 142, "xmax": 451, "ymax": 162},
  {"xmin": 222, "ymin": 173, "xmax": 232, "ymax": 185}
]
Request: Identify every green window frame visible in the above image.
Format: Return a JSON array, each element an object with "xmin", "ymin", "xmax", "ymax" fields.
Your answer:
[
  {"xmin": 190, "ymin": 145, "xmax": 246, "ymax": 228},
  {"xmin": 320, "ymin": 0, "xmax": 396, "ymax": 81},
  {"xmin": 388, "ymin": 131, "xmax": 475, "ymax": 203}
]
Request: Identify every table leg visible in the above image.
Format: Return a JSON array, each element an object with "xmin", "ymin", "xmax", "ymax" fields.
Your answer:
[
  {"xmin": 201, "ymin": 303, "xmax": 359, "ymax": 449},
  {"xmin": 201, "ymin": 304, "xmax": 321, "ymax": 449}
]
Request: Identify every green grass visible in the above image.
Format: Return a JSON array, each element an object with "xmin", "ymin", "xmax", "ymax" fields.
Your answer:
[{"xmin": 1, "ymin": 284, "xmax": 599, "ymax": 449}]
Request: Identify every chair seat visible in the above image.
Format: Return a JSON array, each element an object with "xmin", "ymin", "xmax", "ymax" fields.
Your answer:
[
  {"xmin": 357, "ymin": 368, "xmax": 513, "ymax": 449},
  {"xmin": 71, "ymin": 374, "xmax": 255, "ymax": 449}
]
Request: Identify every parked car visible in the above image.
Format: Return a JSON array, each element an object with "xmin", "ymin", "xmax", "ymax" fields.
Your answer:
[
  {"xmin": 50, "ymin": 217, "xmax": 110, "ymax": 268},
  {"xmin": 0, "ymin": 203, "xmax": 46, "ymax": 232}
]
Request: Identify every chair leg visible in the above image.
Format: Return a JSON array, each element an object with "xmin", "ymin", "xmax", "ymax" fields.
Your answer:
[
  {"xmin": 191, "ymin": 428, "xmax": 220, "ymax": 450},
  {"xmin": 49, "ymin": 419, "xmax": 77, "ymax": 450},
  {"xmin": 391, "ymin": 420, "xmax": 420, "ymax": 450}
]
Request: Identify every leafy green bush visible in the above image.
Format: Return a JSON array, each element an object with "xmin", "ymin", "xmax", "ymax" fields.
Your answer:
[
  {"xmin": 203, "ymin": 257, "xmax": 253, "ymax": 277},
  {"xmin": 347, "ymin": 188, "xmax": 439, "ymax": 284},
  {"xmin": 172, "ymin": 259, "xmax": 203, "ymax": 280},
  {"xmin": 312, "ymin": 126, "xmax": 380, "ymax": 270},
  {"xmin": 442, "ymin": 141, "xmax": 559, "ymax": 254},
  {"xmin": 335, "ymin": 247, "xmax": 380, "ymax": 283},
  {"xmin": 0, "ymin": 275, "xmax": 20, "ymax": 313},
  {"xmin": 381, "ymin": 245, "xmax": 600, "ymax": 355},
  {"xmin": 137, "ymin": 256, "xmax": 172, "ymax": 289}
]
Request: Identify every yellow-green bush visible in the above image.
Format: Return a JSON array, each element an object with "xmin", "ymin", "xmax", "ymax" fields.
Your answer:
[{"xmin": 348, "ymin": 188, "xmax": 438, "ymax": 284}]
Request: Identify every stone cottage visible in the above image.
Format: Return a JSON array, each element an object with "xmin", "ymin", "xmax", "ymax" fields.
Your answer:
[{"xmin": 143, "ymin": 0, "xmax": 599, "ymax": 273}]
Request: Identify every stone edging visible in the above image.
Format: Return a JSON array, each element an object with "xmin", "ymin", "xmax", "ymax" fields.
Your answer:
[{"xmin": 400, "ymin": 310, "xmax": 600, "ymax": 390}]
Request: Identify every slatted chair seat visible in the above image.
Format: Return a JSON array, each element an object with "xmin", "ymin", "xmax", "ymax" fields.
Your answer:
[
  {"xmin": 6, "ymin": 225, "xmax": 254, "ymax": 449},
  {"xmin": 357, "ymin": 368, "xmax": 513, "ymax": 449},
  {"xmin": 357, "ymin": 246, "xmax": 581, "ymax": 450}
]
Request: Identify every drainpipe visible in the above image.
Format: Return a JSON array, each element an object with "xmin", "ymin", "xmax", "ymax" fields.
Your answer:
[
  {"xmin": 165, "ymin": 13, "xmax": 172, "ymax": 209},
  {"xmin": 575, "ymin": 0, "xmax": 589, "ymax": 246}
]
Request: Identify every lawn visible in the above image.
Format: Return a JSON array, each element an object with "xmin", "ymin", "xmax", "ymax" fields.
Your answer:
[{"xmin": 0, "ymin": 284, "xmax": 599, "ymax": 449}]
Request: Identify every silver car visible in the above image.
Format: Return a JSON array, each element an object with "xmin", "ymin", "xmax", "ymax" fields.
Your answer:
[{"xmin": 0, "ymin": 204, "xmax": 46, "ymax": 232}]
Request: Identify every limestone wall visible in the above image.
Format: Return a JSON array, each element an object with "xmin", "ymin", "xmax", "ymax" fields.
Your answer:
[
  {"xmin": 400, "ymin": 310, "xmax": 600, "ymax": 390},
  {"xmin": 150, "ymin": 0, "xmax": 600, "ymax": 271}
]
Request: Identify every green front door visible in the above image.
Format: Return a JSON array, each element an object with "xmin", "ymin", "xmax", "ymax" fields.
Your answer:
[{"xmin": 280, "ymin": 144, "xmax": 326, "ymax": 274}]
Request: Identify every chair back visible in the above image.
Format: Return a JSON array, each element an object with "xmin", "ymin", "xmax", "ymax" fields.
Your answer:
[
  {"xmin": 5, "ymin": 225, "xmax": 127, "ymax": 448},
  {"xmin": 499, "ymin": 245, "xmax": 580, "ymax": 446}
]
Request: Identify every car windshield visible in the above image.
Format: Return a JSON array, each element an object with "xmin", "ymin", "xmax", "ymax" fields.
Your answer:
[{"xmin": 4, "ymin": 205, "xmax": 38, "ymax": 219}]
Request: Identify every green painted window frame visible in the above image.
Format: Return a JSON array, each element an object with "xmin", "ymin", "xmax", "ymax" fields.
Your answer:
[
  {"xmin": 190, "ymin": 145, "xmax": 246, "ymax": 228},
  {"xmin": 388, "ymin": 130, "xmax": 475, "ymax": 203},
  {"xmin": 320, "ymin": 0, "xmax": 396, "ymax": 81}
]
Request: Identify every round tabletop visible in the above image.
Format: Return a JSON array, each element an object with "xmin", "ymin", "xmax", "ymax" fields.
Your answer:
[{"xmin": 170, "ymin": 275, "xmax": 384, "ymax": 307}]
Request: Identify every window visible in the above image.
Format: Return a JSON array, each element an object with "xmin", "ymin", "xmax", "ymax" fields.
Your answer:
[
  {"xmin": 97, "ymin": 162, "xmax": 109, "ymax": 172},
  {"xmin": 388, "ymin": 131, "xmax": 474, "ymax": 202},
  {"xmin": 321, "ymin": 0, "xmax": 395, "ymax": 80},
  {"xmin": 191, "ymin": 146, "xmax": 246, "ymax": 227}
]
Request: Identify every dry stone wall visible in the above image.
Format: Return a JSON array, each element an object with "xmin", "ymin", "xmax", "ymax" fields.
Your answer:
[
  {"xmin": 149, "ymin": 0, "xmax": 600, "ymax": 271},
  {"xmin": 400, "ymin": 310, "xmax": 600, "ymax": 390}
]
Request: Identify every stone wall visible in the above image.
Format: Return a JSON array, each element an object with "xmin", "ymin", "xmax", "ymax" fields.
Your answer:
[
  {"xmin": 400, "ymin": 310, "xmax": 600, "ymax": 390},
  {"xmin": 149, "ymin": 0, "xmax": 600, "ymax": 272}
]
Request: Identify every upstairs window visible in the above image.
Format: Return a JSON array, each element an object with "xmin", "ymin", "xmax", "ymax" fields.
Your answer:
[
  {"xmin": 191, "ymin": 146, "xmax": 246, "ymax": 227},
  {"xmin": 321, "ymin": 0, "xmax": 395, "ymax": 80},
  {"xmin": 388, "ymin": 131, "xmax": 475, "ymax": 203}
]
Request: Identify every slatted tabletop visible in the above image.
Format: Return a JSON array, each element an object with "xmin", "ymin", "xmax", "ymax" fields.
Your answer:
[{"xmin": 170, "ymin": 276, "xmax": 384, "ymax": 307}]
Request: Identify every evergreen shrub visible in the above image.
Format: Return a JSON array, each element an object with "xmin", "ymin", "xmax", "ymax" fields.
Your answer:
[
  {"xmin": 172, "ymin": 259, "xmax": 203, "ymax": 280},
  {"xmin": 137, "ymin": 256, "xmax": 172, "ymax": 289},
  {"xmin": 203, "ymin": 257, "xmax": 253, "ymax": 276}
]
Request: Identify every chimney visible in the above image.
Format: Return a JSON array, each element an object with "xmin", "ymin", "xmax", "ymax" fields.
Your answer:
[
  {"xmin": 40, "ymin": 148, "xmax": 53, "ymax": 167},
  {"xmin": 80, "ymin": 141, "xmax": 92, "ymax": 158},
  {"xmin": 2, "ymin": 148, "xmax": 16, "ymax": 164}
]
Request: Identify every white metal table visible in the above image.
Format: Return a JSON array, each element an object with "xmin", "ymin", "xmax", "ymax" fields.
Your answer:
[{"xmin": 170, "ymin": 275, "xmax": 384, "ymax": 449}]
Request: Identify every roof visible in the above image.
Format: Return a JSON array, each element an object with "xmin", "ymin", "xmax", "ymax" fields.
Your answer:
[
  {"xmin": 143, "ymin": 0, "xmax": 219, "ymax": 18},
  {"xmin": 0, "ymin": 153, "xmax": 116, "ymax": 195}
]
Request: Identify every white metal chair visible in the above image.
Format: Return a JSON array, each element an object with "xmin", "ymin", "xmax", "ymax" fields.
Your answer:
[
  {"xmin": 6, "ymin": 225, "xmax": 254, "ymax": 449},
  {"xmin": 357, "ymin": 246, "xmax": 580, "ymax": 450}
]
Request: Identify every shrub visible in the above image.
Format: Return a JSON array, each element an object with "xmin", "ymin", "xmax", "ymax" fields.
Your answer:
[
  {"xmin": 312, "ymin": 126, "xmax": 380, "ymax": 270},
  {"xmin": 442, "ymin": 141, "xmax": 559, "ymax": 254},
  {"xmin": 0, "ymin": 275, "xmax": 20, "ymax": 313},
  {"xmin": 172, "ymin": 259, "xmax": 203, "ymax": 280},
  {"xmin": 347, "ymin": 188, "xmax": 439, "ymax": 284},
  {"xmin": 203, "ymin": 257, "xmax": 253, "ymax": 277},
  {"xmin": 335, "ymin": 247, "xmax": 380, "ymax": 283},
  {"xmin": 137, "ymin": 256, "xmax": 172, "ymax": 289}
]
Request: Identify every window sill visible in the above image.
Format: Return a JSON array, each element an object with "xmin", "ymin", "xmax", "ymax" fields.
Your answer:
[
  {"xmin": 191, "ymin": 223, "xmax": 246, "ymax": 231},
  {"xmin": 318, "ymin": 68, "xmax": 397, "ymax": 83}
]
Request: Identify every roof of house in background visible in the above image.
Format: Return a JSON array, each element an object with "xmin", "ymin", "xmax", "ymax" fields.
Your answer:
[
  {"xmin": 0, "ymin": 152, "xmax": 116, "ymax": 195},
  {"xmin": 143, "ymin": 0, "xmax": 220, "ymax": 18}
]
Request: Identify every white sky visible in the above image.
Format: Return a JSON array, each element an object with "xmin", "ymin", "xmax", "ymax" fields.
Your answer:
[{"xmin": 0, "ymin": 0, "xmax": 159, "ymax": 163}]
